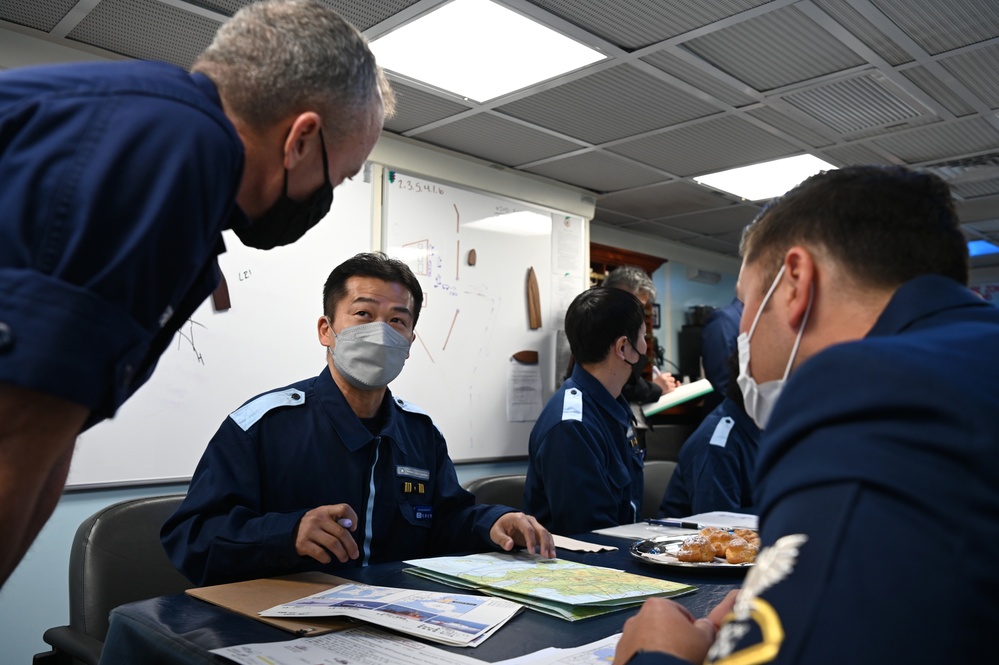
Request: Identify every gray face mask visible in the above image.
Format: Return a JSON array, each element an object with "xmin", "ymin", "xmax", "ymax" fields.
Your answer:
[{"xmin": 328, "ymin": 319, "xmax": 411, "ymax": 390}]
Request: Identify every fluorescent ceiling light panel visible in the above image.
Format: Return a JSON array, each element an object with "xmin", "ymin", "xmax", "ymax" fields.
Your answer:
[
  {"xmin": 693, "ymin": 155, "xmax": 838, "ymax": 201},
  {"xmin": 968, "ymin": 239, "xmax": 999, "ymax": 257},
  {"xmin": 370, "ymin": 0, "xmax": 605, "ymax": 102}
]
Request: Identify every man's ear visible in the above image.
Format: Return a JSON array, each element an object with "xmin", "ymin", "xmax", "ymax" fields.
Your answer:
[
  {"xmin": 283, "ymin": 112, "xmax": 322, "ymax": 170},
  {"xmin": 317, "ymin": 315, "xmax": 333, "ymax": 347},
  {"xmin": 783, "ymin": 247, "xmax": 816, "ymax": 331}
]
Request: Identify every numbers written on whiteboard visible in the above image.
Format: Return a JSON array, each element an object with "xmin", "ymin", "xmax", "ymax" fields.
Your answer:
[{"xmin": 396, "ymin": 178, "xmax": 445, "ymax": 195}]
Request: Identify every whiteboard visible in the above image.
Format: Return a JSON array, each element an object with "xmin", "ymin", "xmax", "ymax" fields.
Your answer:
[
  {"xmin": 68, "ymin": 177, "xmax": 376, "ymax": 487},
  {"xmin": 383, "ymin": 171, "xmax": 587, "ymax": 462}
]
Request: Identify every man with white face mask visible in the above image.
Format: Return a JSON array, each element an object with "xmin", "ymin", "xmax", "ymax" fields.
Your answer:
[
  {"xmin": 615, "ymin": 165, "xmax": 999, "ymax": 665},
  {"xmin": 162, "ymin": 253, "xmax": 555, "ymax": 586}
]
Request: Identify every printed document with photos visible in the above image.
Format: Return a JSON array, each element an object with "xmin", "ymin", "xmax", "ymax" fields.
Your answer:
[{"xmin": 259, "ymin": 583, "xmax": 521, "ymax": 647}]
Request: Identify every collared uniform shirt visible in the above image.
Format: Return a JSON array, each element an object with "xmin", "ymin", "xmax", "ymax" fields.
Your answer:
[
  {"xmin": 0, "ymin": 60, "xmax": 246, "ymax": 425},
  {"xmin": 161, "ymin": 367, "xmax": 512, "ymax": 586},
  {"xmin": 659, "ymin": 396, "xmax": 760, "ymax": 518},
  {"xmin": 525, "ymin": 364, "xmax": 643, "ymax": 534},
  {"xmin": 629, "ymin": 275, "xmax": 999, "ymax": 664}
]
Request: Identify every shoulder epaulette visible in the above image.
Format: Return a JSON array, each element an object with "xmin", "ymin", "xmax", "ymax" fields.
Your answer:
[
  {"xmin": 392, "ymin": 396, "xmax": 444, "ymax": 436},
  {"xmin": 561, "ymin": 387, "xmax": 584, "ymax": 422},
  {"xmin": 229, "ymin": 388, "xmax": 305, "ymax": 431}
]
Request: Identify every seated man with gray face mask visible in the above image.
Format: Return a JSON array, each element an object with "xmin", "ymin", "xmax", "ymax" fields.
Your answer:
[{"xmin": 162, "ymin": 252, "xmax": 555, "ymax": 586}]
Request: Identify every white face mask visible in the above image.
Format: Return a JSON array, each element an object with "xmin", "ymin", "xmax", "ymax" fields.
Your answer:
[
  {"xmin": 736, "ymin": 265, "xmax": 812, "ymax": 429},
  {"xmin": 327, "ymin": 319, "xmax": 411, "ymax": 390}
]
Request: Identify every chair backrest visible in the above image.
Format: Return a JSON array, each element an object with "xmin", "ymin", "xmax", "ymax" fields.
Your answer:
[
  {"xmin": 462, "ymin": 474, "xmax": 527, "ymax": 511},
  {"xmin": 641, "ymin": 460, "xmax": 677, "ymax": 520},
  {"xmin": 68, "ymin": 494, "xmax": 192, "ymax": 641}
]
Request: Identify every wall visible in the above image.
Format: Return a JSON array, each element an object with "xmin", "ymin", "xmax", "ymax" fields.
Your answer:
[{"xmin": 589, "ymin": 224, "xmax": 742, "ymax": 368}]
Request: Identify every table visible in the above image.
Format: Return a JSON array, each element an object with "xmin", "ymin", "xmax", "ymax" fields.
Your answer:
[{"xmin": 100, "ymin": 533, "xmax": 742, "ymax": 664}]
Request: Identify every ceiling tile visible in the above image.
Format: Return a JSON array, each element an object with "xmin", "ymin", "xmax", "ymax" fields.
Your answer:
[
  {"xmin": 607, "ymin": 114, "xmax": 798, "ymax": 176},
  {"xmin": 0, "ymin": 0, "xmax": 75, "ymax": 32},
  {"xmin": 524, "ymin": 0, "xmax": 772, "ymax": 50},
  {"xmin": 67, "ymin": 0, "xmax": 219, "ymax": 69},
  {"xmin": 591, "ymin": 209, "xmax": 639, "ymax": 226},
  {"xmin": 610, "ymin": 221, "xmax": 702, "ymax": 242},
  {"xmin": 383, "ymin": 82, "xmax": 472, "ymax": 133},
  {"xmin": 190, "ymin": 0, "xmax": 420, "ymax": 30},
  {"xmin": 873, "ymin": 117, "xmax": 999, "ymax": 163},
  {"xmin": 871, "ymin": 0, "xmax": 999, "ymax": 55},
  {"xmin": 651, "ymin": 204, "xmax": 760, "ymax": 235},
  {"xmin": 678, "ymin": 234, "xmax": 743, "ymax": 254},
  {"xmin": 495, "ymin": 63, "xmax": 720, "ymax": 144},
  {"xmin": 412, "ymin": 113, "xmax": 581, "ymax": 166},
  {"xmin": 747, "ymin": 106, "xmax": 837, "ymax": 146},
  {"xmin": 900, "ymin": 65, "xmax": 977, "ymax": 117},
  {"xmin": 823, "ymin": 142, "xmax": 894, "ymax": 166},
  {"xmin": 523, "ymin": 151, "xmax": 668, "ymax": 192},
  {"xmin": 599, "ymin": 180, "xmax": 734, "ymax": 218},
  {"xmin": 939, "ymin": 43, "xmax": 999, "ymax": 110},
  {"xmin": 683, "ymin": 5, "xmax": 866, "ymax": 91}
]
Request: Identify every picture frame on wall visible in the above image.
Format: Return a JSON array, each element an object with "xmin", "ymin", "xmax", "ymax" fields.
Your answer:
[{"xmin": 652, "ymin": 304, "xmax": 661, "ymax": 329}]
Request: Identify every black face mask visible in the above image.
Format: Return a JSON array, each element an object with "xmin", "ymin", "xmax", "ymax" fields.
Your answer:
[
  {"xmin": 625, "ymin": 338, "xmax": 650, "ymax": 381},
  {"xmin": 235, "ymin": 129, "xmax": 334, "ymax": 249}
]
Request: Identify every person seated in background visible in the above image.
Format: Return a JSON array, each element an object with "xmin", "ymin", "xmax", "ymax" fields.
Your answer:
[
  {"xmin": 524, "ymin": 287, "xmax": 647, "ymax": 534},
  {"xmin": 603, "ymin": 266, "xmax": 679, "ymax": 403},
  {"xmin": 615, "ymin": 165, "xmax": 999, "ymax": 664},
  {"xmin": 162, "ymin": 253, "xmax": 554, "ymax": 586},
  {"xmin": 699, "ymin": 296, "xmax": 743, "ymax": 413},
  {"xmin": 658, "ymin": 352, "xmax": 760, "ymax": 518}
]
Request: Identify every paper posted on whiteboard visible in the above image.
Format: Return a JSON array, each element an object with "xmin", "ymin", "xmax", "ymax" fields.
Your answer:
[{"xmin": 507, "ymin": 359, "xmax": 542, "ymax": 421}]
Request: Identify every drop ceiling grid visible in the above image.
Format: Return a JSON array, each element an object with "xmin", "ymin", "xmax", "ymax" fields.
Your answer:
[
  {"xmin": 954, "ymin": 179, "xmax": 999, "ymax": 199},
  {"xmin": 0, "ymin": 0, "xmax": 76, "ymax": 32},
  {"xmin": 900, "ymin": 66, "xmax": 977, "ymax": 117},
  {"xmin": 811, "ymin": 0, "xmax": 913, "ymax": 66},
  {"xmin": 524, "ymin": 150, "xmax": 668, "ymax": 192},
  {"xmin": 870, "ymin": 0, "xmax": 999, "ymax": 55},
  {"xmin": 599, "ymin": 179, "xmax": 736, "ymax": 219},
  {"xmin": 68, "ymin": 0, "xmax": 219, "ymax": 69},
  {"xmin": 612, "ymin": 220, "xmax": 705, "ymax": 242},
  {"xmin": 493, "ymin": 64, "xmax": 722, "ymax": 144},
  {"xmin": 682, "ymin": 5, "xmax": 867, "ymax": 91},
  {"xmin": 641, "ymin": 49, "xmax": 759, "ymax": 107},
  {"xmin": 383, "ymin": 82, "xmax": 471, "ymax": 133},
  {"xmin": 747, "ymin": 106, "xmax": 837, "ymax": 146},
  {"xmin": 523, "ymin": 0, "xmax": 773, "ymax": 50},
  {"xmin": 938, "ymin": 43, "xmax": 999, "ymax": 109},
  {"xmin": 682, "ymin": 234, "xmax": 743, "ymax": 254},
  {"xmin": 411, "ymin": 113, "xmax": 581, "ymax": 166},
  {"xmin": 607, "ymin": 114, "xmax": 799, "ymax": 176},
  {"xmin": 873, "ymin": 116, "xmax": 999, "ymax": 163}
]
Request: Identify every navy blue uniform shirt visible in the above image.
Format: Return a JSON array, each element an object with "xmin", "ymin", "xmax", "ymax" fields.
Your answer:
[
  {"xmin": 659, "ymin": 397, "xmax": 760, "ymax": 518},
  {"xmin": 0, "ymin": 61, "xmax": 245, "ymax": 423},
  {"xmin": 629, "ymin": 276, "xmax": 999, "ymax": 664},
  {"xmin": 162, "ymin": 367, "xmax": 513, "ymax": 586},
  {"xmin": 525, "ymin": 363, "xmax": 643, "ymax": 534}
]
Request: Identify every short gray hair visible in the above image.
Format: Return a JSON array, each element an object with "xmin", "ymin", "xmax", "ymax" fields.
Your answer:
[
  {"xmin": 604, "ymin": 265, "xmax": 656, "ymax": 302},
  {"xmin": 193, "ymin": 0, "xmax": 395, "ymax": 140}
]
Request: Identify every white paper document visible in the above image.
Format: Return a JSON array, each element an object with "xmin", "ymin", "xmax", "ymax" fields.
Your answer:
[
  {"xmin": 259, "ymin": 583, "xmax": 522, "ymax": 647},
  {"xmin": 592, "ymin": 522, "xmax": 699, "ymax": 541},
  {"xmin": 212, "ymin": 625, "xmax": 483, "ymax": 665},
  {"xmin": 492, "ymin": 633, "xmax": 622, "ymax": 665},
  {"xmin": 678, "ymin": 511, "xmax": 758, "ymax": 530},
  {"xmin": 507, "ymin": 358, "xmax": 543, "ymax": 422}
]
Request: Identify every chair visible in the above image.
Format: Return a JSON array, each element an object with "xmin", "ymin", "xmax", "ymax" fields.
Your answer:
[
  {"xmin": 641, "ymin": 460, "xmax": 677, "ymax": 520},
  {"xmin": 33, "ymin": 494, "xmax": 192, "ymax": 665},
  {"xmin": 462, "ymin": 474, "xmax": 527, "ymax": 511}
]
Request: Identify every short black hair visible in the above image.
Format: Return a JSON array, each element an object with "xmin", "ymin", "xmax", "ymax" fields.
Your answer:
[
  {"xmin": 565, "ymin": 287, "xmax": 645, "ymax": 365},
  {"xmin": 742, "ymin": 165, "xmax": 968, "ymax": 290},
  {"xmin": 323, "ymin": 252, "xmax": 423, "ymax": 325}
]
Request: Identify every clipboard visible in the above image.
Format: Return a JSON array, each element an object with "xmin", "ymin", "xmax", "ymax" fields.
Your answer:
[
  {"xmin": 186, "ymin": 571, "xmax": 353, "ymax": 636},
  {"xmin": 641, "ymin": 379, "xmax": 714, "ymax": 416}
]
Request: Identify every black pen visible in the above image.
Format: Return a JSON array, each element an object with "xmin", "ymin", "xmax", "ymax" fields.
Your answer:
[{"xmin": 646, "ymin": 519, "xmax": 704, "ymax": 530}]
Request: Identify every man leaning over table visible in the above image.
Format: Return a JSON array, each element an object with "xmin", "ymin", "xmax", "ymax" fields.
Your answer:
[
  {"xmin": 524, "ymin": 287, "xmax": 647, "ymax": 535},
  {"xmin": 614, "ymin": 165, "xmax": 999, "ymax": 664},
  {"xmin": 0, "ymin": 0, "xmax": 390, "ymax": 590},
  {"xmin": 162, "ymin": 253, "xmax": 555, "ymax": 586}
]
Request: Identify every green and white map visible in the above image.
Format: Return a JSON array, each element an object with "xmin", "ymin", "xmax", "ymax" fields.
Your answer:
[{"xmin": 403, "ymin": 552, "xmax": 695, "ymax": 621}]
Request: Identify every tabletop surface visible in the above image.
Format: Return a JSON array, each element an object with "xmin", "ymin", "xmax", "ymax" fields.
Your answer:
[{"xmin": 101, "ymin": 532, "xmax": 743, "ymax": 663}]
